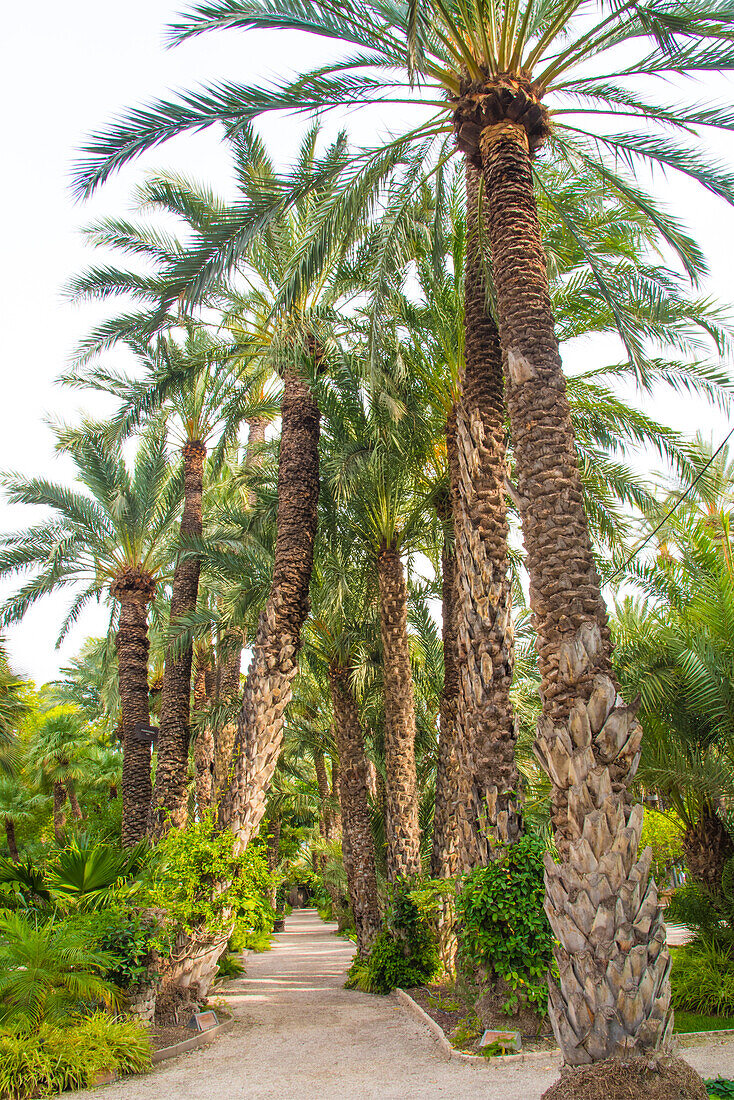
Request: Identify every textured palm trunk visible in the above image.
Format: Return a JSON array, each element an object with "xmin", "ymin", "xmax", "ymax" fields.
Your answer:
[
  {"xmin": 66, "ymin": 781, "xmax": 83, "ymax": 821},
  {"xmin": 212, "ymin": 418, "xmax": 267, "ymax": 798},
  {"xmin": 478, "ymin": 116, "xmax": 672, "ymax": 1067},
  {"xmin": 329, "ymin": 661, "xmax": 381, "ymax": 955},
  {"xmin": 212, "ymin": 639, "xmax": 242, "ymax": 799},
  {"xmin": 217, "ymin": 359, "xmax": 320, "ymax": 852},
  {"xmin": 452, "ymin": 161, "xmax": 520, "ymax": 864},
  {"xmin": 683, "ymin": 807, "xmax": 734, "ymax": 893},
  {"xmin": 314, "ymin": 750, "xmax": 332, "ymax": 841},
  {"xmin": 377, "ymin": 545, "xmax": 422, "ymax": 879},
  {"xmin": 431, "ymin": 471, "xmax": 469, "ymax": 876},
  {"xmin": 113, "ymin": 574, "xmax": 155, "ymax": 847},
  {"xmin": 150, "ymin": 441, "xmax": 206, "ymax": 837},
  {"xmin": 4, "ymin": 817, "xmax": 19, "ymax": 861},
  {"xmin": 192, "ymin": 655, "xmax": 215, "ymax": 819},
  {"xmin": 330, "ymin": 759, "xmax": 342, "ymax": 835},
  {"xmin": 53, "ymin": 781, "xmax": 66, "ymax": 844}
]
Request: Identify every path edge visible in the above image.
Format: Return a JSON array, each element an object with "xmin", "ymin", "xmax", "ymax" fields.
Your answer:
[
  {"xmin": 391, "ymin": 988, "xmax": 561, "ymax": 1068},
  {"xmin": 151, "ymin": 1016, "xmax": 235, "ymax": 1064}
]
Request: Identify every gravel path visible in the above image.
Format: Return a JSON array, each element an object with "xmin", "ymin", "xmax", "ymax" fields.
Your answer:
[{"xmin": 76, "ymin": 908, "xmax": 734, "ymax": 1099}]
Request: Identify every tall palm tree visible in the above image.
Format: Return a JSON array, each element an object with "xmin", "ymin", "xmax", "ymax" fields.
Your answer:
[{"xmin": 0, "ymin": 422, "xmax": 180, "ymax": 844}]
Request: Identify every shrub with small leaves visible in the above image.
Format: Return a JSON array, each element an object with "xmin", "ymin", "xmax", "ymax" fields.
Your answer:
[
  {"xmin": 456, "ymin": 835, "xmax": 554, "ymax": 1014},
  {"xmin": 347, "ymin": 879, "xmax": 440, "ymax": 995}
]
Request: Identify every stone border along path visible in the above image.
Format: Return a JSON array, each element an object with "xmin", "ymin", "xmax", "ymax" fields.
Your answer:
[{"xmin": 75, "ymin": 908, "xmax": 734, "ymax": 1100}]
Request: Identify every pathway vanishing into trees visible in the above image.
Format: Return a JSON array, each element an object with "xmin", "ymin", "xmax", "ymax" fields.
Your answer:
[{"xmin": 78, "ymin": 909, "xmax": 734, "ymax": 1099}]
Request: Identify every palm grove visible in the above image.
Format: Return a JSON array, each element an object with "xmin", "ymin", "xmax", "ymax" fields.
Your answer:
[{"xmin": 3, "ymin": 0, "xmax": 734, "ymax": 1095}]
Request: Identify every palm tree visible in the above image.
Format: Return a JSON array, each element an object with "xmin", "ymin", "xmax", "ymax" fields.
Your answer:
[
  {"xmin": 27, "ymin": 706, "xmax": 90, "ymax": 843},
  {"xmin": 0, "ymin": 422, "xmax": 180, "ymax": 845}
]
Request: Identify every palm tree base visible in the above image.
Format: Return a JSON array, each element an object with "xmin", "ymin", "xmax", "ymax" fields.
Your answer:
[{"xmin": 540, "ymin": 1055, "xmax": 707, "ymax": 1100}]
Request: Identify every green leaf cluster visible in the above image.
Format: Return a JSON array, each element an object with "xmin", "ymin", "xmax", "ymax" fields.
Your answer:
[
  {"xmin": 671, "ymin": 940, "xmax": 734, "ymax": 1016},
  {"xmin": 706, "ymin": 1080, "xmax": 734, "ymax": 1099},
  {"xmin": 0, "ymin": 1012, "xmax": 150, "ymax": 1098},
  {"xmin": 456, "ymin": 835, "xmax": 554, "ymax": 1013},
  {"xmin": 347, "ymin": 878, "xmax": 441, "ymax": 994},
  {"xmin": 140, "ymin": 816, "xmax": 273, "ymax": 943}
]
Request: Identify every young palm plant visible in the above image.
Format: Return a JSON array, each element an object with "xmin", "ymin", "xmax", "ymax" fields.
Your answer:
[{"xmin": 0, "ymin": 422, "xmax": 180, "ymax": 845}]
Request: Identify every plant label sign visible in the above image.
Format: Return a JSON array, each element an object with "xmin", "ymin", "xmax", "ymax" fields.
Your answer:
[
  {"xmin": 132, "ymin": 722, "xmax": 158, "ymax": 743},
  {"xmin": 188, "ymin": 1011, "xmax": 218, "ymax": 1032},
  {"xmin": 479, "ymin": 1030, "xmax": 522, "ymax": 1053}
]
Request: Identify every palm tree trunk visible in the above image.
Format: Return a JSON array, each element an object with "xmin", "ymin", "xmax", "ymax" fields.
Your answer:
[
  {"xmin": 453, "ymin": 161, "xmax": 520, "ymax": 863},
  {"xmin": 377, "ymin": 545, "xmax": 422, "ymax": 879},
  {"xmin": 113, "ymin": 578, "xmax": 154, "ymax": 846},
  {"xmin": 218, "ymin": 358, "xmax": 320, "ymax": 851},
  {"xmin": 4, "ymin": 817, "xmax": 19, "ymax": 861},
  {"xmin": 266, "ymin": 814, "xmax": 281, "ymax": 910},
  {"xmin": 331, "ymin": 759, "xmax": 341, "ymax": 834},
  {"xmin": 192, "ymin": 654, "xmax": 215, "ymax": 819},
  {"xmin": 479, "ymin": 120, "xmax": 671, "ymax": 1066},
  {"xmin": 683, "ymin": 807, "xmax": 734, "ymax": 893},
  {"xmin": 151, "ymin": 440, "xmax": 206, "ymax": 837},
  {"xmin": 431, "ymin": 468, "xmax": 469, "ymax": 876},
  {"xmin": 314, "ymin": 749, "xmax": 331, "ymax": 840},
  {"xmin": 329, "ymin": 661, "xmax": 381, "ymax": 955},
  {"xmin": 53, "ymin": 781, "xmax": 67, "ymax": 845},
  {"xmin": 66, "ymin": 780, "xmax": 84, "ymax": 821},
  {"xmin": 213, "ymin": 637, "xmax": 242, "ymax": 799}
]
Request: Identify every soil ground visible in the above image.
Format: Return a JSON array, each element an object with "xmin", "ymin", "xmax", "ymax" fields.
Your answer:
[{"xmin": 73, "ymin": 909, "xmax": 734, "ymax": 1099}]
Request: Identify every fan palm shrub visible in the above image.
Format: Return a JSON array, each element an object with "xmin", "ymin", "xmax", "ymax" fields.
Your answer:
[{"xmin": 0, "ymin": 912, "xmax": 120, "ymax": 1026}]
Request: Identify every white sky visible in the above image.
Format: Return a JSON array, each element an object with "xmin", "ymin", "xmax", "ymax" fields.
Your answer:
[{"xmin": 2, "ymin": 1, "xmax": 734, "ymax": 684}]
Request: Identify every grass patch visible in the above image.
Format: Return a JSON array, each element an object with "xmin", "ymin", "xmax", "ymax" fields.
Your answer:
[{"xmin": 675, "ymin": 1011, "xmax": 734, "ymax": 1034}]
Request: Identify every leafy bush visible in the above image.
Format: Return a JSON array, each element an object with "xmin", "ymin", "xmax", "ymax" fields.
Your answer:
[
  {"xmin": 640, "ymin": 808, "xmax": 684, "ymax": 882},
  {"xmin": 0, "ymin": 912, "xmax": 119, "ymax": 1026},
  {"xmin": 89, "ymin": 910, "xmax": 158, "ymax": 990},
  {"xmin": 667, "ymin": 858, "xmax": 734, "ymax": 951},
  {"xmin": 671, "ymin": 940, "xmax": 734, "ymax": 1016},
  {"xmin": 140, "ymin": 817, "xmax": 273, "ymax": 942},
  {"xmin": 707, "ymin": 1080, "xmax": 734, "ymax": 1099},
  {"xmin": 347, "ymin": 879, "xmax": 440, "ymax": 995},
  {"xmin": 216, "ymin": 953, "xmax": 245, "ymax": 980},
  {"xmin": 0, "ymin": 1012, "xmax": 150, "ymax": 1098},
  {"xmin": 456, "ymin": 834, "xmax": 554, "ymax": 1014}
]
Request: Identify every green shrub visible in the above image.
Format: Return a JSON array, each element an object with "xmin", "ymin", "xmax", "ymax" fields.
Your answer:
[
  {"xmin": 0, "ymin": 912, "xmax": 120, "ymax": 1026},
  {"xmin": 140, "ymin": 816, "xmax": 273, "ymax": 942},
  {"xmin": 667, "ymin": 860, "xmax": 734, "ymax": 951},
  {"xmin": 640, "ymin": 808, "xmax": 684, "ymax": 882},
  {"xmin": 216, "ymin": 953, "xmax": 245, "ymax": 979},
  {"xmin": 706, "ymin": 1080, "xmax": 734, "ymax": 1099},
  {"xmin": 92, "ymin": 911, "xmax": 158, "ymax": 990},
  {"xmin": 456, "ymin": 834, "xmax": 554, "ymax": 1014},
  {"xmin": 347, "ymin": 879, "xmax": 440, "ymax": 995},
  {"xmin": 671, "ymin": 940, "xmax": 734, "ymax": 1016},
  {"xmin": 0, "ymin": 1013, "xmax": 150, "ymax": 1098}
]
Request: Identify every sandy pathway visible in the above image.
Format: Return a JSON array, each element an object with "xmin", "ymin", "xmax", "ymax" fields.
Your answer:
[{"xmin": 76, "ymin": 908, "xmax": 734, "ymax": 1099}]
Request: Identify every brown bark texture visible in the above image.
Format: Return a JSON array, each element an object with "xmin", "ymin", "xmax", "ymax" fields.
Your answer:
[
  {"xmin": 426, "ymin": 490, "xmax": 462, "ymax": 875},
  {"xmin": 217, "ymin": 360, "xmax": 320, "ymax": 852},
  {"xmin": 66, "ymin": 781, "xmax": 83, "ymax": 821},
  {"xmin": 453, "ymin": 160, "xmax": 521, "ymax": 863},
  {"xmin": 683, "ymin": 808, "xmax": 734, "ymax": 893},
  {"xmin": 113, "ymin": 573, "xmax": 155, "ymax": 847},
  {"xmin": 314, "ymin": 749, "xmax": 332, "ymax": 839},
  {"xmin": 213, "ymin": 637, "xmax": 243, "ymax": 800},
  {"xmin": 329, "ymin": 662, "xmax": 382, "ymax": 955},
  {"xmin": 192, "ymin": 655, "xmax": 215, "ymax": 819},
  {"xmin": 151, "ymin": 441, "xmax": 206, "ymax": 837},
  {"xmin": 53, "ymin": 781, "xmax": 66, "ymax": 845},
  {"xmin": 4, "ymin": 817, "xmax": 19, "ymax": 861},
  {"xmin": 477, "ymin": 111, "xmax": 671, "ymax": 1066},
  {"xmin": 377, "ymin": 546, "xmax": 423, "ymax": 880}
]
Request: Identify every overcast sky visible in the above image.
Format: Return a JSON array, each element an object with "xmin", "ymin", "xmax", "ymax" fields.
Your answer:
[{"xmin": 2, "ymin": 1, "xmax": 734, "ymax": 684}]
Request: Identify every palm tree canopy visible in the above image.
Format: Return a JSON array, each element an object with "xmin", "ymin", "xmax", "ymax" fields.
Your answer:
[{"xmin": 0, "ymin": 421, "xmax": 181, "ymax": 642}]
